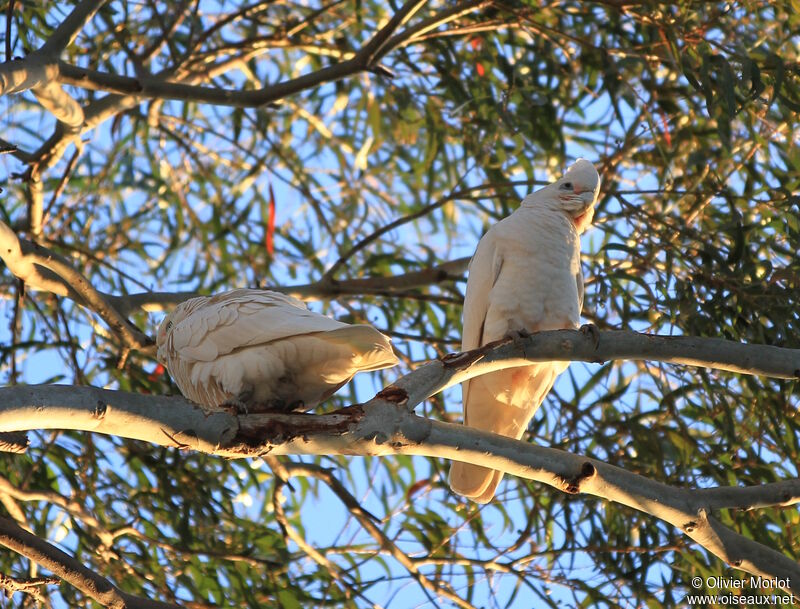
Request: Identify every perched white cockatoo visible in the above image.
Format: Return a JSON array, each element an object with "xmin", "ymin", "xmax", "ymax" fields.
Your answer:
[
  {"xmin": 449, "ymin": 158, "xmax": 601, "ymax": 503},
  {"xmin": 156, "ymin": 289, "xmax": 398, "ymax": 412}
]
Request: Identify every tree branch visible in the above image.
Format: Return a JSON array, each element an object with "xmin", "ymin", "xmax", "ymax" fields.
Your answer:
[
  {"xmin": 0, "ymin": 516, "xmax": 181, "ymax": 609},
  {"xmin": 0, "ymin": 572, "xmax": 59, "ymax": 604},
  {"xmin": 2, "ymin": 329, "xmax": 798, "ymax": 592},
  {"xmin": 1, "ymin": 382, "xmax": 798, "ymax": 593},
  {"xmin": 0, "ymin": 56, "xmax": 58, "ymax": 95},
  {"xmin": 54, "ymin": 0, "xmax": 427, "ymax": 107},
  {"xmin": 0, "ymin": 221, "xmax": 153, "ymax": 351},
  {"xmin": 38, "ymin": 0, "xmax": 107, "ymax": 56},
  {"xmin": 0, "ymin": 0, "xmax": 104, "ymax": 113},
  {"xmin": 2, "ymin": 228, "xmax": 468, "ymax": 316},
  {"xmin": 32, "ymin": 81, "xmax": 84, "ymax": 127}
]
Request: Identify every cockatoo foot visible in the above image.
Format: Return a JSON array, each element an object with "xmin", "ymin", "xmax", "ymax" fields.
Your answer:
[
  {"xmin": 220, "ymin": 396, "xmax": 251, "ymax": 415},
  {"xmin": 507, "ymin": 328, "xmax": 532, "ymax": 340},
  {"xmin": 579, "ymin": 323, "xmax": 600, "ymax": 349},
  {"xmin": 286, "ymin": 400, "xmax": 306, "ymax": 412}
]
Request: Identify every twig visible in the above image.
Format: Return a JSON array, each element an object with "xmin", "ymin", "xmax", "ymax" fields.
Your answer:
[
  {"xmin": 0, "ymin": 432, "xmax": 29, "ymax": 454},
  {"xmin": 320, "ymin": 189, "xmax": 473, "ymax": 283},
  {"xmin": 0, "ymin": 572, "xmax": 59, "ymax": 603},
  {"xmin": 0, "ymin": 516, "xmax": 181, "ymax": 609},
  {"xmin": 280, "ymin": 461, "xmax": 479, "ymax": 609}
]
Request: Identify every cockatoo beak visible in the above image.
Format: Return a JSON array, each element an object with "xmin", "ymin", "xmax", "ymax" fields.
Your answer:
[{"xmin": 578, "ymin": 190, "xmax": 597, "ymax": 206}]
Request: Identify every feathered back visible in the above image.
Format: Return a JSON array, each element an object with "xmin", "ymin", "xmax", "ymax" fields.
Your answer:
[{"xmin": 156, "ymin": 289, "xmax": 398, "ymax": 411}]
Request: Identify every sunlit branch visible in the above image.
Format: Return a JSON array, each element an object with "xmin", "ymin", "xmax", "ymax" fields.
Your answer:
[
  {"xmin": 1, "ymin": 380, "xmax": 798, "ymax": 593},
  {"xmin": 0, "ymin": 221, "xmax": 152, "ymax": 351},
  {"xmin": 38, "ymin": 0, "xmax": 107, "ymax": 56},
  {"xmin": 31, "ymin": 81, "xmax": 84, "ymax": 127},
  {"xmin": 0, "ymin": 0, "xmax": 101, "ymax": 127},
  {"xmin": 0, "ymin": 56, "xmax": 57, "ymax": 95}
]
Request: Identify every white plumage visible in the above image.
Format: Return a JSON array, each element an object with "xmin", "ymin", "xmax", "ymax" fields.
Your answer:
[
  {"xmin": 449, "ymin": 159, "xmax": 601, "ymax": 503},
  {"xmin": 156, "ymin": 289, "xmax": 398, "ymax": 412}
]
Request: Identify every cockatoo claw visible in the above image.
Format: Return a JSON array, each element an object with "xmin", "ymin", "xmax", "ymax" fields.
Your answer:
[
  {"xmin": 579, "ymin": 323, "xmax": 600, "ymax": 350},
  {"xmin": 220, "ymin": 396, "xmax": 250, "ymax": 415},
  {"xmin": 507, "ymin": 328, "xmax": 532, "ymax": 340}
]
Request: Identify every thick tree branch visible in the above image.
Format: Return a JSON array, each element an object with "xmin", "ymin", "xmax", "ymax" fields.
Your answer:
[
  {"xmin": 2, "ymin": 328, "xmax": 798, "ymax": 592},
  {"xmin": 0, "ymin": 516, "xmax": 181, "ymax": 609},
  {"xmin": 54, "ymin": 0, "xmax": 430, "ymax": 107},
  {"xmin": 381, "ymin": 330, "xmax": 800, "ymax": 415},
  {"xmin": 32, "ymin": 81, "xmax": 84, "ymax": 127},
  {"xmin": 0, "ymin": 0, "xmax": 103, "ymax": 127},
  {"xmin": 2, "ymin": 316, "xmax": 800, "ymax": 589},
  {"xmin": 2, "ymin": 228, "xmax": 468, "ymax": 315},
  {"xmin": 1, "ymin": 328, "xmax": 798, "ymax": 447},
  {"xmin": 38, "ymin": 0, "xmax": 107, "ymax": 56},
  {"xmin": 0, "ymin": 221, "xmax": 153, "ymax": 351},
  {"xmin": 0, "ymin": 385, "xmax": 238, "ymax": 452},
  {"xmin": 694, "ymin": 482, "xmax": 800, "ymax": 511},
  {"xmin": 0, "ymin": 1, "xmax": 104, "ymax": 93}
]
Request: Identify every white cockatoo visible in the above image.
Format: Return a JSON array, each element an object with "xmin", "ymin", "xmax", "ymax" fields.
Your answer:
[
  {"xmin": 449, "ymin": 159, "xmax": 601, "ymax": 503},
  {"xmin": 156, "ymin": 289, "xmax": 398, "ymax": 412}
]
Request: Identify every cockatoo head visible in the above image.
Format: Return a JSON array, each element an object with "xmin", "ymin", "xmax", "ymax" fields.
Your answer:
[{"xmin": 528, "ymin": 158, "xmax": 601, "ymax": 234}]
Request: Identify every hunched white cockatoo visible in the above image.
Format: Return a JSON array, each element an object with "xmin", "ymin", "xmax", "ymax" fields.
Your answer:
[
  {"xmin": 156, "ymin": 289, "xmax": 398, "ymax": 412},
  {"xmin": 449, "ymin": 159, "xmax": 601, "ymax": 503}
]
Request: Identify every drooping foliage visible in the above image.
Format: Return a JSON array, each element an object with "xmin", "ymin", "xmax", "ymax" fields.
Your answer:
[{"xmin": 0, "ymin": 1, "xmax": 798, "ymax": 607}]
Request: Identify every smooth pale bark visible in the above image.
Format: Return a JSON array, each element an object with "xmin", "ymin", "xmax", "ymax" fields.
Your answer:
[{"xmin": 2, "ymin": 328, "xmax": 799, "ymax": 594}]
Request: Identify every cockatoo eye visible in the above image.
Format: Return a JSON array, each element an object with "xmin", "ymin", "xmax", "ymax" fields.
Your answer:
[{"xmin": 560, "ymin": 182, "xmax": 573, "ymax": 191}]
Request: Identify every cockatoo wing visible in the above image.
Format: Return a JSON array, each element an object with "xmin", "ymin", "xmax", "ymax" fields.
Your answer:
[
  {"xmin": 451, "ymin": 226, "xmax": 563, "ymax": 503},
  {"xmin": 158, "ymin": 288, "xmax": 398, "ymax": 411},
  {"xmin": 461, "ymin": 227, "xmax": 503, "ymax": 352},
  {"xmin": 170, "ymin": 289, "xmax": 346, "ymax": 362}
]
